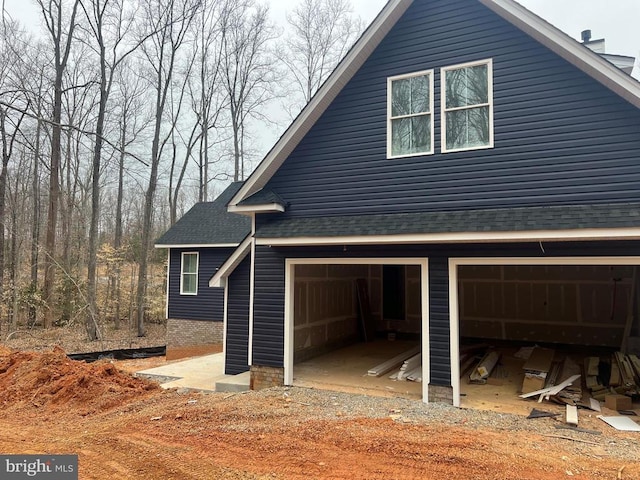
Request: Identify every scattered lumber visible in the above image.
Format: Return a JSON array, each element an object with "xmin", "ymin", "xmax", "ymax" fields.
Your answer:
[
  {"xmin": 519, "ymin": 374, "xmax": 581, "ymax": 401},
  {"xmin": 469, "ymin": 351, "xmax": 500, "ymax": 384},
  {"xmin": 367, "ymin": 346, "xmax": 420, "ymax": 377},
  {"xmin": 396, "ymin": 353, "xmax": 421, "ymax": 381},
  {"xmin": 406, "ymin": 367, "xmax": 422, "ymax": 383}
]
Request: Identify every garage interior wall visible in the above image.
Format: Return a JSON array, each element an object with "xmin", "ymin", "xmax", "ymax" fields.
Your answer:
[
  {"xmin": 293, "ymin": 264, "xmax": 382, "ymax": 362},
  {"xmin": 458, "ymin": 265, "xmax": 634, "ymax": 347},
  {"xmin": 292, "ymin": 263, "xmax": 425, "ymax": 363}
]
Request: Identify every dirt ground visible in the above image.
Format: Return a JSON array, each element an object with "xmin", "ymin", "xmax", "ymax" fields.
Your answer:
[{"xmin": 0, "ymin": 346, "xmax": 639, "ymax": 479}]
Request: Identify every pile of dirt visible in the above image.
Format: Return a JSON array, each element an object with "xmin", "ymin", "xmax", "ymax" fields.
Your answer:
[{"xmin": 0, "ymin": 346, "xmax": 159, "ymax": 415}]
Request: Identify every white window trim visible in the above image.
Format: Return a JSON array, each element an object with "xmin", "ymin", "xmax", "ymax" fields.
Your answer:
[
  {"xmin": 180, "ymin": 251, "xmax": 199, "ymax": 296},
  {"xmin": 441, "ymin": 58, "xmax": 494, "ymax": 153},
  {"xmin": 387, "ymin": 69, "xmax": 435, "ymax": 159}
]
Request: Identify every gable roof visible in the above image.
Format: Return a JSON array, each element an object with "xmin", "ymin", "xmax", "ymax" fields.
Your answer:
[
  {"xmin": 155, "ymin": 182, "xmax": 251, "ymax": 247},
  {"xmin": 229, "ymin": 0, "xmax": 640, "ymax": 210}
]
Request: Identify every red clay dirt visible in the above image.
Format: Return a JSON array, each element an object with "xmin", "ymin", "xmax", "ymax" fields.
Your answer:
[{"xmin": 0, "ymin": 347, "xmax": 638, "ymax": 479}]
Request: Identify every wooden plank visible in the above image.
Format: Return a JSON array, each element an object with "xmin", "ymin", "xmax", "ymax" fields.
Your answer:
[
  {"xmin": 621, "ymin": 266, "xmax": 637, "ymax": 354},
  {"xmin": 355, "ymin": 279, "xmax": 375, "ymax": 343},
  {"xmin": 609, "ymin": 355, "xmax": 621, "ymax": 387},
  {"xmin": 397, "ymin": 353, "xmax": 421, "ymax": 381},
  {"xmin": 585, "ymin": 357, "xmax": 600, "ymax": 377},
  {"xmin": 519, "ymin": 374, "xmax": 581, "ymax": 399},
  {"xmin": 406, "ymin": 366, "xmax": 422, "ymax": 382},
  {"xmin": 615, "ymin": 352, "xmax": 635, "ymax": 387},
  {"xmin": 469, "ymin": 351, "xmax": 500, "ymax": 384},
  {"xmin": 566, "ymin": 404, "xmax": 579, "ymax": 426},
  {"xmin": 367, "ymin": 346, "xmax": 420, "ymax": 377},
  {"xmin": 523, "ymin": 347, "xmax": 554, "ymax": 373}
]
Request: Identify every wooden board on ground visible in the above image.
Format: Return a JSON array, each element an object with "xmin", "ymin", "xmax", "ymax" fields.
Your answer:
[
  {"xmin": 566, "ymin": 404, "xmax": 578, "ymax": 426},
  {"xmin": 367, "ymin": 346, "xmax": 421, "ymax": 377}
]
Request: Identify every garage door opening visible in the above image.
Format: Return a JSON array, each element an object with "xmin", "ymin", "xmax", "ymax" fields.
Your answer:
[
  {"xmin": 284, "ymin": 259, "xmax": 428, "ymax": 401},
  {"xmin": 450, "ymin": 259, "xmax": 640, "ymax": 412}
]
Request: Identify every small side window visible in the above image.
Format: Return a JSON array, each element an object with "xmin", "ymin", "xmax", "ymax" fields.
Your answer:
[
  {"xmin": 442, "ymin": 59, "xmax": 493, "ymax": 152},
  {"xmin": 180, "ymin": 252, "xmax": 199, "ymax": 295}
]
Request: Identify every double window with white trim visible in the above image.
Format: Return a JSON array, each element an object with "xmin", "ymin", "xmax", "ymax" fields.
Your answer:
[
  {"xmin": 387, "ymin": 59, "xmax": 493, "ymax": 157},
  {"xmin": 180, "ymin": 252, "xmax": 199, "ymax": 295}
]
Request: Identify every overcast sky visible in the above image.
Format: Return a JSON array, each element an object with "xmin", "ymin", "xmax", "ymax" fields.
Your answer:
[{"xmin": 4, "ymin": 0, "xmax": 639, "ymax": 60}]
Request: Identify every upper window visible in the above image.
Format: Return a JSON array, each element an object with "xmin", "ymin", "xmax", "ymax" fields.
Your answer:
[
  {"xmin": 387, "ymin": 70, "xmax": 434, "ymax": 158},
  {"xmin": 180, "ymin": 252, "xmax": 199, "ymax": 295},
  {"xmin": 441, "ymin": 59, "xmax": 493, "ymax": 152}
]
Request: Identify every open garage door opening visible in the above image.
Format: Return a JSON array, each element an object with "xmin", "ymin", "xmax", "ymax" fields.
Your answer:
[
  {"xmin": 451, "ymin": 260, "xmax": 640, "ymax": 413},
  {"xmin": 284, "ymin": 259, "xmax": 428, "ymax": 401}
]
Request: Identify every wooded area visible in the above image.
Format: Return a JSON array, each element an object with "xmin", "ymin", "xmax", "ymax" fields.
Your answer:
[{"xmin": 0, "ymin": 0, "xmax": 362, "ymax": 340}]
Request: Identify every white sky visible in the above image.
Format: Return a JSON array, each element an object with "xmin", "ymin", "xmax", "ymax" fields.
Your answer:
[{"xmin": 4, "ymin": 0, "xmax": 639, "ymax": 59}]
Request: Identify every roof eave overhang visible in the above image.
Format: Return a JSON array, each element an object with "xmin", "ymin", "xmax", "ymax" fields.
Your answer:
[
  {"xmin": 154, "ymin": 243, "xmax": 239, "ymax": 249},
  {"xmin": 480, "ymin": 0, "xmax": 640, "ymax": 108},
  {"xmin": 255, "ymin": 227, "xmax": 640, "ymax": 246},
  {"xmin": 228, "ymin": 203, "xmax": 285, "ymax": 214}
]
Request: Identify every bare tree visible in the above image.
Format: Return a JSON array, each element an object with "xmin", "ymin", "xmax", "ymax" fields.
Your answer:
[
  {"xmin": 36, "ymin": 0, "xmax": 82, "ymax": 329},
  {"xmin": 220, "ymin": 0, "xmax": 279, "ymax": 182},
  {"xmin": 135, "ymin": 0, "xmax": 199, "ymax": 336},
  {"xmin": 281, "ymin": 0, "xmax": 363, "ymax": 117},
  {"xmin": 0, "ymin": 19, "xmax": 30, "ymax": 328},
  {"xmin": 79, "ymin": 0, "xmax": 149, "ymax": 340},
  {"xmin": 190, "ymin": 0, "xmax": 228, "ymax": 202}
]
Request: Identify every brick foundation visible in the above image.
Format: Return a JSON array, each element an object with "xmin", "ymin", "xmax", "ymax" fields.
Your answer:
[
  {"xmin": 428, "ymin": 385, "xmax": 454, "ymax": 404},
  {"xmin": 166, "ymin": 318, "xmax": 223, "ymax": 360},
  {"xmin": 250, "ymin": 365, "xmax": 284, "ymax": 390}
]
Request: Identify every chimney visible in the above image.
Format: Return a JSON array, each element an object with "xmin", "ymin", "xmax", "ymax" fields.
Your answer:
[{"xmin": 581, "ymin": 30, "xmax": 592, "ymax": 43}]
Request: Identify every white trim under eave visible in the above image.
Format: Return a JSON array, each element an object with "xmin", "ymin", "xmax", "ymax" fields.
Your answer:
[
  {"xmin": 155, "ymin": 243, "xmax": 239, "ymax": 249},
  {"xmin": 256, "ymin": 227, "xmax": 640, "ymax": 246},
  {"xmin": 228, "ymin": 203, "xmax": 285, "ymax": 214},
  {"xmin": 228, "ymin": 0, "xmax": 413, "ymax": 207},
  {"xmin": 448, "ymin": 256, "xmax": 640, "ymax": 407},
  {"xmin": 283, "ymin": 257, "xmax": 430, "ymax": 403},
  {"xmin": 482, "ymin": 0, "xmax": 640, "ymax": 108}
]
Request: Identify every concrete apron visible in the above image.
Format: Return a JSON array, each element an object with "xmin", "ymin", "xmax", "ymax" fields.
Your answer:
[{"xmin": 135, "ymin": 352, "xmax": 249, "ymax": 393}]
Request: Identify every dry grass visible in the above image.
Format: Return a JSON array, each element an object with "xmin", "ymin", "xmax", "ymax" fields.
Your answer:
[{"xmin": 0, "ymin": 322, "xmax": 166, "ymax": 354}]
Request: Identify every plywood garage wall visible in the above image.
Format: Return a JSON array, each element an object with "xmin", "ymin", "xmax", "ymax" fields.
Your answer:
[
  {"xmin": 293, "ymin": 264, "xmax": 382, "ymax": 362},
  {"xmin": 458, "ymin": 265, "xmax": 633, "ymax": 347}
]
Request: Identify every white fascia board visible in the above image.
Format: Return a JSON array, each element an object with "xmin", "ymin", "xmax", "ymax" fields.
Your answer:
[
  {"xmin": 228, "ymin": 0, "xmax": 413, "ymax": 207},
  {"xmin": 228, "ymin": 203, "xmax": 285, "ymax": 214},
  {"xmin": 209, "ymin": 235, "xmax": 252, "ymax": 288},
  {"xmin": 482, "ymin": 0, "xmax": 640, "ymax": 108},
  {"xmin": 255, "ymin": 227, "xmax": 640, "ymax": 246},
  {"xmin": 154, "ymin": 243, "xmax": 239, "ymax": 249}
]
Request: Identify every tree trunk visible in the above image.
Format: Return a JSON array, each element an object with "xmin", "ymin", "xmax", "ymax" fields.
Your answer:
[{"xmin": 29, "ymin": 118, "xmax": 41, "ymax": 327}]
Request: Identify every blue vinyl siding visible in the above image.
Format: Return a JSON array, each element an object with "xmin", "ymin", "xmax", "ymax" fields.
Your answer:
[
  {"xmin": 252, "ymin": 241, "xmax": 640, "ymax": 386},
  {"xmin": 225, "ymin": 257, "xmax": 251, "ymax": 375},
  {"xmin": 167, "ymin": 247, "xmax": 233, "ymax": 321},
  {"xmin": 258, "ymin": 0, "xmax": 640, "ymax": 217}
]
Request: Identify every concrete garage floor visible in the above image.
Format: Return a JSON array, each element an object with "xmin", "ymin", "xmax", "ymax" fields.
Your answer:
[{"xmin": 293, "ymin": 340, "xmax": 423, "ymax": 400}]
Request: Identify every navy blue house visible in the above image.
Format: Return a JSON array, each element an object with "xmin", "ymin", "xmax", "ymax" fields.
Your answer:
[{"xmin": 164, "ymin": 0, "xmax": 640, "ymax": 404}]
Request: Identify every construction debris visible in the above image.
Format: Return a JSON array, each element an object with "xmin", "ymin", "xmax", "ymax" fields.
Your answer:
[
  {"xmin": 368, "ymin": 346, "xmax": 420, "ymax": 377},
  {"xmin": 597, "ymin": 415, "xmax": 640, "ymax": 432},
  {"xmin": 469, "ymin": 351, "xmax": 500, "ymax": 384},
  {"xmin": 526, "ymin": 408, "xmax": 559, "ymax": 419},
  {"xmin": 522, "ymin": 347, "xmax": 554, "ymax": 394}
]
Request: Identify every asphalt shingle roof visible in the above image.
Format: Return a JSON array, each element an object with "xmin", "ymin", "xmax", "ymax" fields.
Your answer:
[
  {"xmin": 239, "ymin": 189, "xmax": 287, "ymax": 206},
  {"xmin": 155, "ymin": 182, "xmax": 251, "ymax": 246},
  {"xmin": 255, "ymin": 203, "xmax": 640, "ymax": 238}
]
